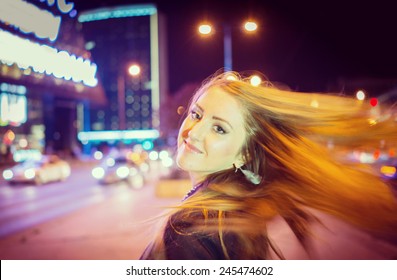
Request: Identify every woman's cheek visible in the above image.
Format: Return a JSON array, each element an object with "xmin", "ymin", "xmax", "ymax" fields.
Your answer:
[{"xmin": 208, "ymin": 137, "xmax": 235, "ymax": 155}]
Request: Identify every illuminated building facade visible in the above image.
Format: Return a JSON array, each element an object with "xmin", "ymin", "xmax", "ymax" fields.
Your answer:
[
  {"xmin": 77, "ymin": 4, "xmax": 167, "ymax": 150},
  {"xmin": 0, "ymin": 0, "xmax": 105, "ymax": 162}
]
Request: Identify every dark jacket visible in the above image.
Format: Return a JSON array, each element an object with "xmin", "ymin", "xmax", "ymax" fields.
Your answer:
[{"xmin": 140, "ymin": 212, "xmax": 244, "ymax": 260}]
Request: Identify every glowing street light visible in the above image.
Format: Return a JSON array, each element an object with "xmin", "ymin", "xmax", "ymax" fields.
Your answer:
[
  {"xmin": 250, "ymin": 75, "xmax": 262, "ymax": 86},
  {"xmin": 128, "ymin": 64, "xmax": 141, "ymax": 76},
  {"xmin": 356, "ymin": 90, "xmax": 366, "ymax": 101},
  {"xmin": 225, "ymin": 73, "xmax": 238, "ymax": 81},
  {"xmin": 197, "ymin": 19, "xmax": 258, "ymax": 71},
  {"xmin": 244, "ymin": 21, "xmax": 258, "ymax": 32},
  {"xmin": 198, "ymin": 24, "xmax": 212, "ymax": 35}
]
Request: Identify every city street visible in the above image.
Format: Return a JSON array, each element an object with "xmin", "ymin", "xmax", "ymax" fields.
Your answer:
[
  {"xmin": 1, "ymin": 160, "xmax": 397, "ymax": 260},
  {"xmin": 0, "ymin": 161, "xmax": 187, "ymax": 259},
  {"xmin": 0, "ymin": 161, "xmax": 120, "ymax": 237}
]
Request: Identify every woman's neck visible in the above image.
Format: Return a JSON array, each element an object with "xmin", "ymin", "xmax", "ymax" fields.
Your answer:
[{"xmin": 189, "ymin": 172, "xmax": 206, "ymax": 186}]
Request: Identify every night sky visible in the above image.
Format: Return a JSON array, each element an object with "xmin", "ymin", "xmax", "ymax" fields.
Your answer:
[{"xmin": 73, "ymin": 0, "xmax": 397, "ymax": 93}]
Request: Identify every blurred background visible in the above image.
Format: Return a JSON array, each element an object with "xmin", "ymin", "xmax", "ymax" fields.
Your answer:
[{"xmin": 0, "ymin": 0, "xmax": 396, "ymax": 259}]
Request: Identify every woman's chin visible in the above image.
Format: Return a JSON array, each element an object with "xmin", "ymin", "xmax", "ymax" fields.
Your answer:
[
  {"xmin": 175, "ymin": 155, "xmax": 187, "ymax": 171},
  {"xmin": 176, "ymin": 156, "xmax": 198, "ymax": 174}
]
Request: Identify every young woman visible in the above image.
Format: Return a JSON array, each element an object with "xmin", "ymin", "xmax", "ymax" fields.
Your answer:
[{"xmin": 140, "ymin": 71, "xmax": 397, "ymax": 259}]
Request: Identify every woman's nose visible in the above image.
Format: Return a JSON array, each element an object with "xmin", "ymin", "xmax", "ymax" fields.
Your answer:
[{"xmin": 187, "ymin": 121, "xmax": 205, "ymax": 141}]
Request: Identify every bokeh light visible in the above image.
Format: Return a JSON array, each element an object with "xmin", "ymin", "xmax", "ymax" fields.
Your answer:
[
  {"xmin": 244, "ymin": 21, "xmax": 258, "ymax": 32},
  {"xmin": 198, "ymin": 24, "xmax": 212, "ymax": 35}
]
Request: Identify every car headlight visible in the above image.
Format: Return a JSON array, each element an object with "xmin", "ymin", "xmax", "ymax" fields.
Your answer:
[
  {"xmin": 3, "ymin": 169, "xmax": 13, "ymax": 180},
  {"xmin": 116, "ymin": 166, "xmax": 130, "ymax": 178},
  {"xmin": 380, "ymin": 166, "xmax": 396, "ymax": 177},
  {"xmin": 24, "ymin": 168, "xmax": 36, "ymax": 179},
  {"xmin": 92, "ymin": 167, "xmax": 105, "ymax": 179}
]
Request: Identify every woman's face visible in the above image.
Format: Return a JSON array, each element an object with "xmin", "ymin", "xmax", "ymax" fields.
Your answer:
[{"xmin": 176, "ymin": 86, "xmax": 247, "ymax": 184}]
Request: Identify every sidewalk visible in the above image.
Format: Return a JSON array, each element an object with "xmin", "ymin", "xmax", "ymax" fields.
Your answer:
[{"xmin": 0, "ymin": 181, "xmax": 185, "ymax": 260}]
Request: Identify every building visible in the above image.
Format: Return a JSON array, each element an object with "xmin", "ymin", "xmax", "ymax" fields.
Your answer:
[
  {"xmin": 0, "ymin": 0, "xmax": 106, "ymax": 163},
  {"xmin": 77, "ymin": 4, "xmax": 168, "ymax": 153}
]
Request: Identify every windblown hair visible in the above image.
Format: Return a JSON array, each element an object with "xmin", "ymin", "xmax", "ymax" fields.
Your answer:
[{"xmin": 153, "ymin": 71, "xmax": 397, "ymax": 259}]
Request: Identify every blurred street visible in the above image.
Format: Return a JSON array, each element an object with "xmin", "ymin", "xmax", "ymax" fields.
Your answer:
[
  {"xmin": 1, "ymin": 159, "xmax": 397, "ymax": 260},
  {"xmin": 0, "ymin": 160, "xmax": 189, "ymax": 260}
]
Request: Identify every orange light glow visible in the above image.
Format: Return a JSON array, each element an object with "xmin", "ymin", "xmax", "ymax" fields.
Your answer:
[{"xmin": 380, "ymin": 166, "xmax": 396, "ymax": 177}]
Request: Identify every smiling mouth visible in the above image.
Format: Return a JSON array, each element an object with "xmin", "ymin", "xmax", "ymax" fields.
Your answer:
[{"xmin": 183, "ymin": 140, "xmax": 203, "ymax": 154}]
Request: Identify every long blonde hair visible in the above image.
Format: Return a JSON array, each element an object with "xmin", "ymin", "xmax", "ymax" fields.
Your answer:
[{"xmin": 157, "ymin": 71, "xmax": 397, "ymax": 259}]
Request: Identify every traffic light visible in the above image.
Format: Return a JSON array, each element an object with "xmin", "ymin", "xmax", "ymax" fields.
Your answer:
[{"xmin": 369, "ymin": 97, "xmax": 378, "ymax": 107}]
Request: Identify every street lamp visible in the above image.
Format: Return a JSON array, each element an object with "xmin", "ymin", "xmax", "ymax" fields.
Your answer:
[
  {"xmin": 244, "ymin": 21, "xmax": 258, "ymax": 32},
  {"xmin": 128, "ymin": 64, "xmax": 141, "ymax": 76},
  {"xmin": 356, "ymin": 90, "xmax": 366, "ymax": 101},
  {"xmin": 250, "ymin": 75, "xmax": 262, "ymax": 86},
  {"xmin": 117, "ymin": 63, "xmax": 141, "ymax": 131},
  {"xmin": 198, "ymin": 20, "xmax": 258, "ymax": 71}
]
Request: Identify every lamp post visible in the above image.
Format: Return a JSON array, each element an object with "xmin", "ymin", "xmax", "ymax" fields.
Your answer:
[
  {"xmin": 223, "ymin": 24, "xmax": 232, "ymax": 71},
  {"xmin": 198, "ymin": 20, "xmax": 258, "ymax": 71},
  {"xmin": 117, "ymin": 63, "xmax": 141, "ymax": 131}
]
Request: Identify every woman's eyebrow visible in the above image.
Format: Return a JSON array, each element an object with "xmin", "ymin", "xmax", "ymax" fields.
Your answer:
[{"xmin": 195, "ymin": 103, "xmax": 233, "ymax": 129}]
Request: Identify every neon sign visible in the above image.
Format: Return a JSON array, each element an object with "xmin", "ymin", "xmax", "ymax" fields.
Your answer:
[
  {"xmin": 39, "ymin": 0, "xmax": 75, "ymax": 14},
  {"xmin": 0, "ymin": 0, "xmax": 61, "ymax": 41},
  {"xmin": 0, "ymin": 30, "xmax": 98, "ymax": 87},
  {"xmin": 78, "ymin": 130, "xmax": 160, "ymax": 142},
  {"xmin": 78, "ymin": 4, "xmax": 157, "ymax": 23}
]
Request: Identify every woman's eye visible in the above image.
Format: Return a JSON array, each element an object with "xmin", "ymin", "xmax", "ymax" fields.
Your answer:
[
  {"xmin": 190, "ymin": 111, "xmax": 201, "ymax": 120},
  {"xmin": 214, "ymin": 125, "xmax": 226, "ymax": 134}
]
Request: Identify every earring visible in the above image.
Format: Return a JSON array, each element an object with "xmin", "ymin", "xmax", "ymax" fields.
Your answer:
[{"xmin": 234, "ymin": 164, "xmax": 262, "ymax": 185}]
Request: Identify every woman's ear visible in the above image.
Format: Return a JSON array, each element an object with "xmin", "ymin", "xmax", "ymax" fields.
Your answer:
[{"xmin": 234, "ymin": 154, "xmax": 246, "ymax": 169}]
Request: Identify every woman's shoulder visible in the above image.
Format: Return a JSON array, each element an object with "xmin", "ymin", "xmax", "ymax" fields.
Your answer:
[{"xmin": 162, "ymin": 210, "xmax": 236, "ymax": 259}]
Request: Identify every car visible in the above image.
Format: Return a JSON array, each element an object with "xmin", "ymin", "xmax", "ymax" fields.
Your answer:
[
  {"xmin": 2, "ymin": 155, "xmax": 71, "ymax": 185},
  {"xmin": 378, "ymin": 158, "xmax": 397, "ymax": 181},
  {"xmin": 91, "ymin": 155, "xmax": 145, "ymax": 188}
]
